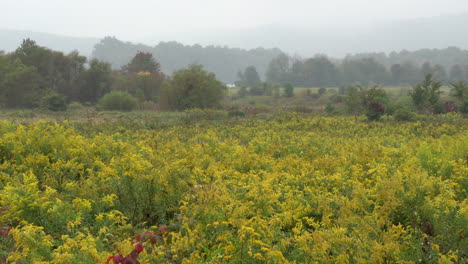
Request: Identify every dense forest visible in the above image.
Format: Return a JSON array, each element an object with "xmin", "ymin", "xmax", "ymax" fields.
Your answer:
[
  {"xmin": 0, "ymin": 39, "xmax": 230, "ymax": 111},
  {"xmin": 346, "ymin": 47, "xmax": 468, "ymax": 69},
  {"xmin": 92, "ymin": 37, "xmax": 282, "ymax": 83},
  {"xmin": 0, "ymin": 39, "xmax": 112, "ymax": 108},
  {"xmin": 262, "ymin": 51, "xmax": 468, "ymax": 87},
  {"xmin": 91, "ymin": 37, "xmax": 468, "ymax": 87}
]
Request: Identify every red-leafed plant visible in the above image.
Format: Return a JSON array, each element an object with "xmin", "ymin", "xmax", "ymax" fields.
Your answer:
[
  {"xmin": 106, "ymin": 226, "xmax": 169, "ymax": 264},
  {"xmin": 0, "ymin": 228, "xmax": 11, "ymax": 238}
]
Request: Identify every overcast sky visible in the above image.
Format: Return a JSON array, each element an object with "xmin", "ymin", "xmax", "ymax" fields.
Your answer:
[{"xmin": 2, "ymin": 0, "xmax": 468, "ymax": 41}]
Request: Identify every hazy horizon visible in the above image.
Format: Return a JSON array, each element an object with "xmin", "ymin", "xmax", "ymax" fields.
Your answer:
[
  {"xmin": 2, "ymin": 0, "xmax": 468, "ymax": 58},
  {"xmin": 3, "ymin": 0, "xmax": 468, "ymax": 40}
]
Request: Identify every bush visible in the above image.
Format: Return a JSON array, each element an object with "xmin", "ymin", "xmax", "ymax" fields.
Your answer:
[
  {"xmin": 228, "ymin": 110, "xmax": 246, "ymax": 118},
  {"xmin": 460, "ymin": 100, "xmax": 468, "ymax": 114},
  {"xmin": 318, "ymin": 87, "xmax": 327, "ymax": 96},
  {"xmin": 329, "ymin": 94, "xmax": 344, "ymax": 104},
  {"xmin": 98, "ymin": 91, "xmax": 138, "ymax": 111},
  {"xmin": 140, "ymin": 100, "xmax": 158, "ymax": 111},
  {"xmin": 238, "ymin": 87, "xmax": 248, "ymax": 98},
  {"xmin": 41, "ymin": 93, "xmax": 67, "ymax": 111},
  {"xmin": 443, "ymin": 101, "xmax": 457, "ymax": 113},
  {"xmin": 68, "ymin": 101, "xmax": 83, "ymax": 110},
  {"xmin": 366, "ymin": 102, "xmax": 385, "ymax": 121},
  {"xmin": 284, "ymin": 83, "xmax": 294, "ymax": 97},
  {"xmin": 160, "ymin": 64, "xmax": 226, "ymax": 110},
  {"xmin": 410, "ymin": 74, "xmax": 442, "ymax": 113},
  {"xmin": 394, "ymin": 108, "xmax": 416, "ymax": 121},
  {"xmin": 325, "ymin": 104, "xmax": 336, "ymax": 114}
]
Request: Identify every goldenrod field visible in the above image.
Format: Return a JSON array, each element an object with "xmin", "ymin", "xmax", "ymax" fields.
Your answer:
[{"xmin": 0, "ymin": 113, "xmax": 467, "ymax": 263}]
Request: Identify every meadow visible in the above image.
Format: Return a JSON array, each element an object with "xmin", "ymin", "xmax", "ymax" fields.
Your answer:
[
  {"xmin": 226, "ymin": 85, "xmax": 456, "ymax": 115},
  {"xmin": 0, "ymin": 111, "xmax": 466, "ymax": 263}
]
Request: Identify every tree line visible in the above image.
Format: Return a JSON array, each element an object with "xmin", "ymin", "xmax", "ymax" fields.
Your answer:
[
  {"xmin": 260, "ymin": 53, "xmax": 468, "ymax": 87},
  {"xmin": 92, "ymin": 37, "xmax": 282, "ymax": 84},
  {"xmin": 90, "ymin": 36, "xmax": 468, "ymax": 87},
  {"xmin": 0, "ymin": 39, "xmax": 226, "ymax": 111},
  {"xmin": 0, "ymin": 39, "xmax": 112, "ymax": 108}
]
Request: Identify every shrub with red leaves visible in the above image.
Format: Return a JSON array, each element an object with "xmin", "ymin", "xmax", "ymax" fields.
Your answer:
[
  {"xmin": 106, "ymin": 226, "xmax": 170, "ymax": 263},
  {"xmin": 0, "ymin": 228, "xmax": 11, "ymax": 238},
  {"xmin": 366, "ymin": 101, "xmax": 385, "ymax": 121},
  {"xmin": 106, "ymin": 254, "xmax": 124, "ymax": 264}
]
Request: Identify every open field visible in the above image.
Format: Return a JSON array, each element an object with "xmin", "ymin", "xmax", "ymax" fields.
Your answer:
[
  {"xmin": 0, "ymin": 113, "xmax": 466, "ymax": 263},
  {"xmin": 226, "ymin": 85, "xmax": 456, "ymax": 113}
]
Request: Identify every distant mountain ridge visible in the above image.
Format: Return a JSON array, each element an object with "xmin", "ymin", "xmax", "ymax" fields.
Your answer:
[{"xmin": 145, "ymin": 12, "xmax": 468, "ymax": 57}]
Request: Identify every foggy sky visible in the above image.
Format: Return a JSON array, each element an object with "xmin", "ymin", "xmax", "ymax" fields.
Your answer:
[{"xmin": 2, "ymin": 0, "xmax": 468, "ymax": 41}]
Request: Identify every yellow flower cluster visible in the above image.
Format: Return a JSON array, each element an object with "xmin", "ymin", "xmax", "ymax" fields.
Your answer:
[{"xmin": 0, "ymin": 115, "xmax": 466, "ymax": 263}]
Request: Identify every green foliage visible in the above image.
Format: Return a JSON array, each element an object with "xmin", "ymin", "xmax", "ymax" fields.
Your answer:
[
  {"xmin": 0, "ymin": 57, "xmax": 42, "ymax": 108},
  {"xmin": 266, "ymin": 53, "xmax": 290, "ymax": 84},
  {"xmin": 449, "ymin": 64, "xmax": 465, "ymax": 82},
  {"xmin": 228, "ymin": 110, "xmax": 246, "ymax": 117},
  {"xmin": 93, "ymin": 36, "xmax": 282, "ymax": 84},
  {"xmin": 366, "ymin": 102, "xmax": 385, "ymax": 121},
  {"xmin": 318, "ymin": 87, "xmax": 327, "ymax": 96},
  {"xmin": 344, "ymin": 85, "xmax": 366, "ymax": 115},
  {"xmin": 283, "ymin": 83, "xmax": 294, "ymax": 97},
  {"xmin": 0, "ymin": 39, "xmax": 118, "ymax": 107},
  {"xmin": 160, "ymin": 64, "xmax": 226, "ymax": 110},
  {"xmin": 449, "ymin": 81, "xmax": 468, "ymax": 101},
  {"xmin": 343, "ymin": 85, "xmax": 389, "ymax": 120},
  {"xmin": 237, "ymin": 86, "xmax": 248, "ymax": 98},
  {"xmin": 394, "ymin": 107, "xmax": 416, "ymax": 121},
  {"xmin": 80, "ymin": 59, "xmax": 113, "ymax": 103},
  {"xmin": 460, "ymin": 100, "xmax": 468, "ymax": 114},
  {"xmin": 410, "ymin": 74, "xmax": 442, "ymax": 113},
  {"xmin": 325, "ymin": 104, "xmax": 336, "ymax": 114},
  {"xmin": 249, "ymin": 82, "xmax": 276, "ymax": 96},
  {"xmin": 98, "ymin": 90, "xmax": 138, "ymax": 111},
  {"xmin": 41, "ymin": 93, "xmax": 67, "ymax": 112},
  {"xmin": 236, "ymin": 66, "xmax": 261, "ymax": 87},
  {"xmin": 295, "ymin": 56, "xmax": 340, "ymax": 87},
  {"xmin": 122, "ymin": 51, "xmax": 161, "ymax": 74},
  {"xmin": 13, "ymin": 39, "xmax": 87, "ymax": 102},
  {"xmin": 68, "ymin": 101, "xmax": 84, "ymax": 110},
  {"xmin": 390, "ymin": 63, "xmax": 421, "ymax": 85}
]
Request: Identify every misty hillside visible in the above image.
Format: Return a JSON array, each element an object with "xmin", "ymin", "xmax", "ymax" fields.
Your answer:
[
  {"xmin": 155, "ymin": 12, "xmax": 468, "ymax": 57},
  {"xmin": 3, "ymin": 12, "xmax": 467, "ymax": 59},
  {"xmin": 2, "ymin": 12, "xmax": 468, "ymax": 83},
  {"xmin": 92, "ymin": 37, "xmax": 283, "ymax": 83},
  {"xmin": 0, "ymin": 29, "xmax": 98, "ymax": 56}
]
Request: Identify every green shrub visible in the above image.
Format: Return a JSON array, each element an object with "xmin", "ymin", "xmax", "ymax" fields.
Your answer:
[
  {"xmin": 329, "ymin": 94, "xmax": 344, "ymax": 104},
  {"xmin": 228, "ymin": 110, "xmax": 246, "ymax": 117},
  {"xmin": 366, "ymin": 102, "xmax": 385, "ymax": 121},
  {"xmin": 460, "ymin": 100, "xmax": 468, "ymax": 114},
  {"xmin": 394, "ymin": 108, "xmax": 416, "ymax": 121},
  {"xmin": 41, "ymin": 93, "xmax": 67, "ymax": 112},
  {"xmin": 238, "ymin": 87, "xmax": 248, "ymax": 98},
  {"xmin": 283, "ymin": 83, "xmax": 294, "ymax": 97},
  {"xmin": 318, "ymin": 87, "xmax": 327, "ymax": 96},
  {"xmin": 160, "ymin": 64, "xmax": 226, "ymax": 110},
  {"xmin": 140, "ymin": 100, "xmax": 158, "ymax": 111},
  {"xmin": 98, "ymin": 91, "xmax": 138, "ymax": 111},
  {"xmin": 325, "ymin": 104, "xmax": 336, "ymax": 114},
  {"xmin": 68, "ymin": 101, "xmax": 83, "ymax": 110},
  {"xmin": 410, "ymin": 74, "xmax": 442, "ymax": 113}
]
